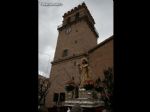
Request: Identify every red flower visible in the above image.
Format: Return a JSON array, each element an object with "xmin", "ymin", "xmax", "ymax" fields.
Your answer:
[{"xmin": 84, "ymin": 80, "xmax": 94, "ymax": 85}]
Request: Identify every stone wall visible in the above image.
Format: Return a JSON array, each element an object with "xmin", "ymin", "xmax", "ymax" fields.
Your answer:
[
  {"xmin": 45, "ymin": 37, "xmax": 113, "ymax": 108},
  {"xmin": 88, "ymin": 37, "xmax": 113, "ymax": 81},
  {"xmin": 54, "ymin": 20, "xmax": 97, "ymax": 61}
]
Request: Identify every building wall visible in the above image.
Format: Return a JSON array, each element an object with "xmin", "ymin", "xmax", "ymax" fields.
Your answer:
[
  {"xmin": 54, "ymin": 20, "xmax": 97, "ymax": 61},
  {"xmin": 45, "ymin": 56, "xmax": 85, "ymax": 107},
  {"xmin": 63, "ymin": 8, "xmax": 86, "ymax": 23},
  {"xmin": 45, "ymin": 37, "xmax": 113, "ymax": 108},
  {"xmin": 88, "ymin": 38, "xmax": 113, "ymax": 81},
  {"xmin": 63, "ymin": 7, "xmax": 94, "ymax": 26}
]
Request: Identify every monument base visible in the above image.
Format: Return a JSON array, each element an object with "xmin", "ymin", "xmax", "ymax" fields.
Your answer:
[
  {"xmin": 65, "ymin": 88, "xmax": 104, "ymax": 108},
  {"xmin": 64, "ymin": 99, "xmax": 104, "ymax": 108}
]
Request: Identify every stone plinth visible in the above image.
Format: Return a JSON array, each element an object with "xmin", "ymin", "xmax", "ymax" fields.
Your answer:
[
  {"xmin": 65, "ymin": 88, "xmax": 104, "ymax": 108},
  {"xmin": 79, "ymin": 88, "xmax": 93, "ymax": 99},
  {"xmin": 64, "ymin": 99, "xmax": 104, "ymax": 108},
  {"xmin": 66, "ymin": 91, "xmax": 73, "ymax": 100}
]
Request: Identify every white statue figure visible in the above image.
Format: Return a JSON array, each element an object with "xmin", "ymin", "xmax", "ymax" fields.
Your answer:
[{"xmin": 78, "ymin": 58, "xmax": 92, "ymax": 88}]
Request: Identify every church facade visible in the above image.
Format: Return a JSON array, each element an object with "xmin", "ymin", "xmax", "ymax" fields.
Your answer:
[{"xmin": 45, "ymin": 2, "xmax": 113, "ymax": 108}]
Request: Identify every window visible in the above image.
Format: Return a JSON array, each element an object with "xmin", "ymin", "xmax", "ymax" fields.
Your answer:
[
  {"xmin": 60, "ymin": 92, "xmax": 65, "ymax": 102},
  {"xmin": 62, "ymin": 49, "xmax": 68, "ymax": 57},
  {"xmin": 53, "ymin": 93, "xmax": 58, "ymax": 102},
  {"xmin": 53, "ymin": 93, "xmax": 65, "ymax": 102}
]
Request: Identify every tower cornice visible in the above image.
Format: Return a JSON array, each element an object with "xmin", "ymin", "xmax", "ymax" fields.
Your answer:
[
  {"xmin": 57, "ymin": 15, "xmax": 99, "ymax": 38},
  {"xmin": 51, "ymin": 53, "xmax": 88, "ymax": 65},
  {"xmin": 63, "ymin": 2, "xmax": 95, "ymax": 24}
]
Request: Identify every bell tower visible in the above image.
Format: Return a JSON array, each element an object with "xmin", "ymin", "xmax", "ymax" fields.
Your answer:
[
  {"xmin": 53, "ymin": 2, "xmax": 99, "ymax": 61},
  {"xmin": 46, "ymin": 2, "xmax": 100, "ymax": 108}
]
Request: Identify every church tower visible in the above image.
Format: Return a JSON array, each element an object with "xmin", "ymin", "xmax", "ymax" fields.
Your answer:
[
  {"xmin": 54, "ymin": 2, "xmax": 99, "ymax": 61},
  {"xmin": 46, "ymin": 2, "xmax": 99, "ymax": 108}
]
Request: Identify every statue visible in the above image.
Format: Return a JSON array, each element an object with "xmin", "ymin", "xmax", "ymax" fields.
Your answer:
[{"xmin": 78, "ymin": 58, "xmax": 92, "ymax": 88}]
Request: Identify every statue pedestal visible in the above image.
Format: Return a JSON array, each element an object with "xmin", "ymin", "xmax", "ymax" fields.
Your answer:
[
  {"xmin": 66, "ymin": 91, "xmax": 73, "ymax": 100},
  {"xmin": 78, "ymin": 88, "xmax": 93, "ymax": 100},
  {"xmin": 65, "ymin": 88, "xmax": 104, "ymax": 108}
]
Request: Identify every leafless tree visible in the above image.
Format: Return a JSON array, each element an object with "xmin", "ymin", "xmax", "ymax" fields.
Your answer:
[{"xmin": 38, "ymin": 78, "xmax": 51, "ymax": 106}]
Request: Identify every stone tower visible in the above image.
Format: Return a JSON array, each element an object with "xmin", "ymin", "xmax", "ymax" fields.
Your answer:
[
  {"xmin": 46, "ymin": 2, "xmax": 99, "ymax": 108},
  {"xmin": 54, "ymin": 2, "xmax": 98, "ymax": 61}
]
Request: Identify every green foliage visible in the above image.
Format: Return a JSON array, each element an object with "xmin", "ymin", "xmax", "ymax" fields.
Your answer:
[
  {"xmin": 94, "ymin": 67, "xmax": 113, "ymax": 110},
  {"xmin": 92, "ymin": 91, "xmax": 98, "ymax": 99},
  {"xmin": 65, "ymin": 85, "xmax": 75, "ymax": 92},
  {"xmin": 95, "ymin": 87, "xmax": 103, "ymax": 92},
  {"xmin": 95, "ymin": 77, "xmax": 103, "ymax": 92},
  {"xmin": 102, "ymin": 67, "xmax": 113, "ymax": 110},
  {"xmin": 83, "ymin": 84, "xmax": 94, "ymax": 90}
]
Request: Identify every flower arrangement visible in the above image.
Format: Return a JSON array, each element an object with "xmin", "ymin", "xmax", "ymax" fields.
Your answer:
[
  {"xmin": 94, "ymin": 78, "xmax": 103, "ymax": 92},
  {"xmin": 83, "ymin": 80, "xmax": 94, "ymax": 90},
  {"xmin": 65, "ymin": 77, "xmax": 76, "ymax": 92},
  {"xmin": 65, "ymin": 84, "xmax": 75, "ymax": 92},
  {"xmin": 95, "ymin": 86, "xmax": 103, "ymax": 92},
  {"xmin": 102, "ymin": 67, "xmax": 113, "ymax": 111}
]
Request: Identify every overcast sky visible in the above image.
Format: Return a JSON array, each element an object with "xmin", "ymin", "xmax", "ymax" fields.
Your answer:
[{"xmin": 38, "ymin": 0, "xmax": 113, "ymax": 78}]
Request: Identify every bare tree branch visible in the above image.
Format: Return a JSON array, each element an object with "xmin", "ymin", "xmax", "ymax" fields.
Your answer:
[{"xmin": 38, "ymin": 78, "xmax": 51, "ymax": 106}]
